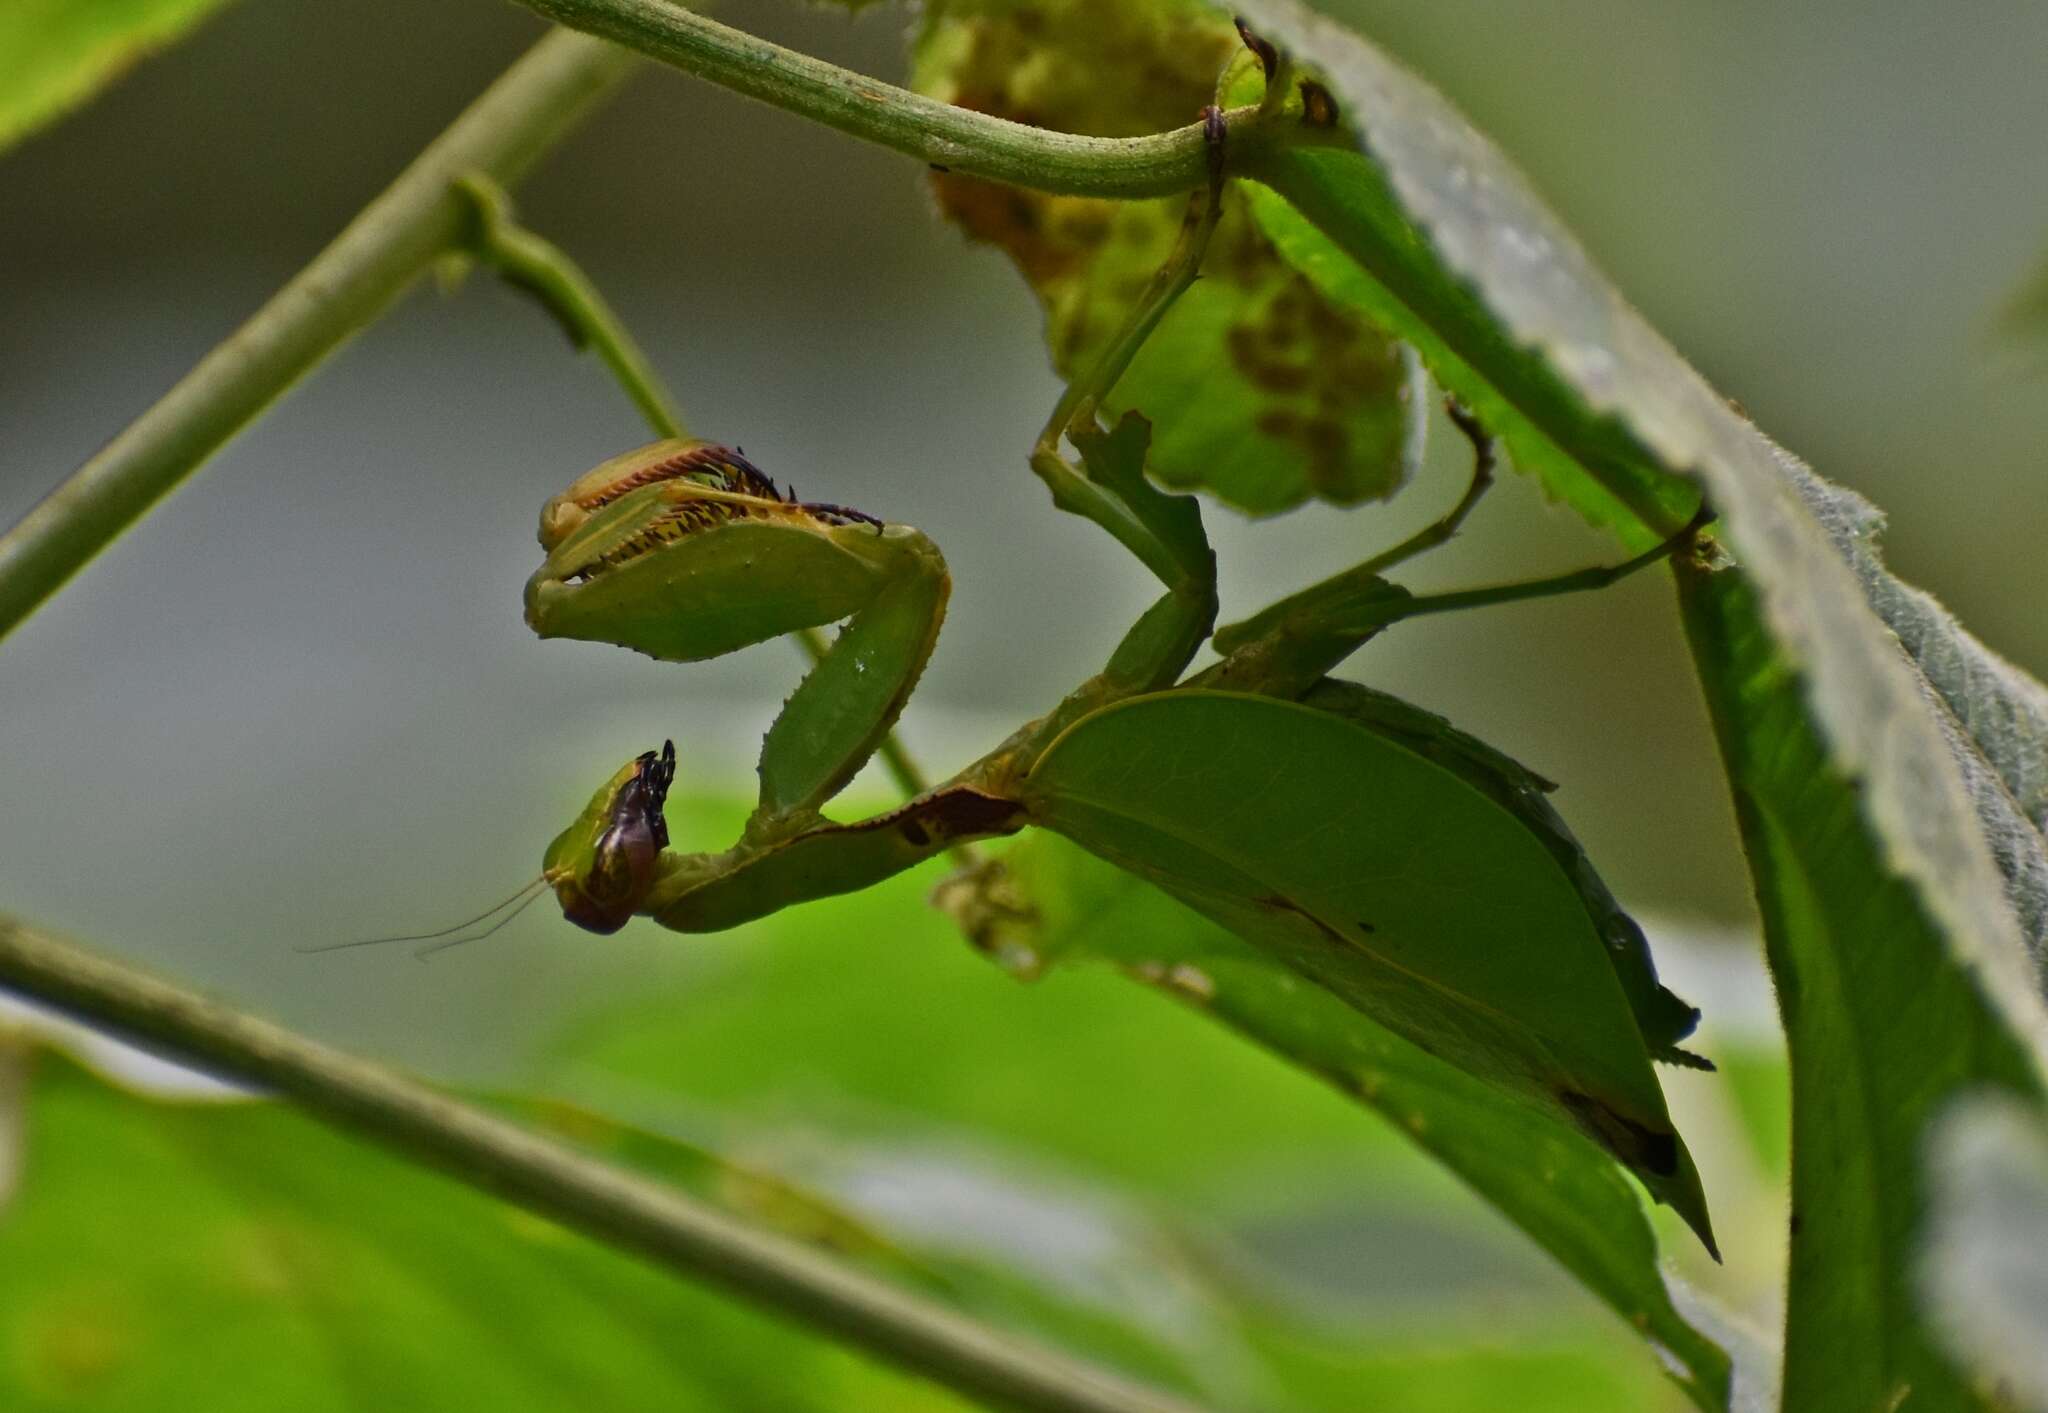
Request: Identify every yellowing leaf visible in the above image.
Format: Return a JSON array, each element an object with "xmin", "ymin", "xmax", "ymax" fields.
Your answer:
[{"xmin": 912, "ymin": 0, "xmax": 1421, "ymax": 513}]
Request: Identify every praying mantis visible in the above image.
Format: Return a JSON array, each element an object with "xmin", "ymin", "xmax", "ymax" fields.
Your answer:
[{"xmin": 350, "ymin": 44, "xmax": 1722, "ymax": 1251}]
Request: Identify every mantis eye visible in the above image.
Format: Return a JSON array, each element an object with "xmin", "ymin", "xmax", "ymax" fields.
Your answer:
[{"xmin": 556, "ymin": 741, "xmax": 676, "ymax": 935}]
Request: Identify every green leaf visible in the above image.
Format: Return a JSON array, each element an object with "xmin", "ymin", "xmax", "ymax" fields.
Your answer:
[
  {"xmin": 1017, "ymin": 688, "xmax": 1714, "ymax": 1251},
  {"xmin": 1919, "ymin": 1093, "xmax": 2048, "ymax": 1413},
  {"xmin": 1790, "ymin": 466, "xmax": 2048, "ymax": 959},
  {"xmin": 1225, "ymin": 0, "xmax": 2048, "ymax": 1024},
  {"xmin": 909, "ymin": 0, "xmax": 1422, "ymax": 514},
  {"xmin": 0, "ymin": 1012, "xmax": 1330, "ymax": 1412},
  {"xmin": 0, "ymin": 787, "xmax": 1711, "ymax": 1411},
  {"xmin": 964, "ymin": 828, "xmax": 1732, "ymax": 1411},
  {"xmin": 1214, "ymin": 6, "xmax": 2048, "ymax": 1403},
  {"xmin": 0, "ymin": 0, "xmax": 240, "ymax": 156},
  {"xmin": 1236, "ymin": 177, "xmax": 1679, "ymax": 540},
  {"xmin": 0, "ymin": 1041, "xmax": 976, "ymax": 1412},
  {"xmin": 1678, "ymin": 563, "xmax": 2045, "ymax": 1413}
]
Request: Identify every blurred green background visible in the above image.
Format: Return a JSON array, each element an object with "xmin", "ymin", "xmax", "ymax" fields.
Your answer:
[{"xmin": 2, "ymin": 0, "xmax": 2044, "ymax": 1404}]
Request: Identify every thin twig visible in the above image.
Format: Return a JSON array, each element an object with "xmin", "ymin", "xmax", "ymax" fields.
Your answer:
[{"xmin": 0, "ymin": 31, "xmax": 638, "ymax": 643}]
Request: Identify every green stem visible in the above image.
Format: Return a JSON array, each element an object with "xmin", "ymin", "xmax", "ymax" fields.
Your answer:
[
  {"xmin": 505, "ymin": 0, "xmax": 1312, "ymax": 197},
  {"xmin": 0, "ymin": 918, "xmax": 1208, "ymax": 1413},
  {"xmin": 0, "ymin": 30, "xmax": 638, "ymax": 645},
  {"xmin": 455, "ymin": 173, "xmax": 687, "ymax": 439}
]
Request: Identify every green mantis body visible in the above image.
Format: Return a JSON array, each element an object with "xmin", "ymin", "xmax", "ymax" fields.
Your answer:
[
  {"xmin": 517, "ymin": 75, "xmax": 1721, "ymax": 1250},
  {"xmin": 522, "ymin": 408, "xmax": 1718, "ymax": 1244},
  {"xmin": 527, "ymin": 440, "xmax": 989, "ymax": 934}
]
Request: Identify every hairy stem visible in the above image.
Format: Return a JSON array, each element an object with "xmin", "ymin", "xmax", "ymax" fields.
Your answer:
[
  {"xmin": 0, "ymin": 918, "xmax": 1206, "ymax": 1413},
  {"xmin": 505, "ymin": 0, "xmax": 1313, "ymax": 196},
  {"xmin": 0, "ymin": 30, "xmax": 637, "ymax": 644}
]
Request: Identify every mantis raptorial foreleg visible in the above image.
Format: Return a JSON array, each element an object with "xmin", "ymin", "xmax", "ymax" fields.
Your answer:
[{"xmin": 454, "ymin": 173, "xmax": 941, "ymax": 805}]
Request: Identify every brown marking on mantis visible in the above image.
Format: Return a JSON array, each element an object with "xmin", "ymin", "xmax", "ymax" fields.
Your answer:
[
  {"xmin": 1233, "ymin": 17, "xmax": 1280, "ymax": 83},
  {"xmin": 1556, "ymin": 1088, "xmax": 1680, "ymax": 1179},
  {"xmin": 570, "ymin": 443, "xmax": 763, "ymax": 512},
  {"xmin": 1299, "ymin": 80, "xmax": 1339, "ymax": 129},
  {"xmin": 885, "ymin": 787, "xmax": 1026, "ymax": 844},
  {"xmin": 1256, "ymin": 892, "xmax": 1354, "ymax": 950}
]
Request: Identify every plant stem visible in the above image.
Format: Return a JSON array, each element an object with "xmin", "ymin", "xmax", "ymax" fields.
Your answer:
[
  {"xmin": 0, "ymin": 918, "xmax": 1208, "ymax": 1413},
  {"xmin": 0, "ymin": 30, "xmax": 638, "ymax": 645},
  {"xmin": 505, "ymin": 0, "xmax": 1303, "ymax": 197},
  {"xmin": 455, "ymin": 173, "xmax": 689, "ymax": 439}
]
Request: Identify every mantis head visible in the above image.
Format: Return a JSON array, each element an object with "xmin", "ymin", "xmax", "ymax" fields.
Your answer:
[
  {"xmin": 523, "ymin": 438, "xmax": 896, "ymax": 664},
  {"xmin": 542, "ymin": 739, "xmax": 676, "ymax": 935},
  {"xmin": 526, "ymin": 437, "xmax": 951, "ymax": 890}
]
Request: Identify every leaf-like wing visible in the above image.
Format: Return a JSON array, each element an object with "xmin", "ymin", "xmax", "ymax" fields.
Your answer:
[
  {"xmin": 1021, "ymin": 688, "xmax": 1714, "ymax": 1250},
  {"xmin": 974, "ymin": 828, "xmax": 1733, "ymax": 1410}
]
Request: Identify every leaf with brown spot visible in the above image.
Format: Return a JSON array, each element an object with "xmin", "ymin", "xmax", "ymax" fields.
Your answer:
[{"xmin": 911, "ymin": 0, "xmax": 1423, "ymax": 514}]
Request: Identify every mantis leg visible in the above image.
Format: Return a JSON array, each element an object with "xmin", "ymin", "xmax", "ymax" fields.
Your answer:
[
  {"xmin": 1346, "ymin": 400, "xmax": 1498, "ymax": 578},
  {"xmin": 1356, "ymin": 505, "xmax": 1713, "ymax": 630},
  {"xmin": 1026, "ymin": 108, "xmax": 1226, "ymax": 591},
  {"xmin": 1205, "ymin": 402, "xmax": 1710, "ymax": 698},
  {"xmin": 754, "ymin": 528, "xmax": 952, "ymax": 827},
  {"xmin": 1017, "ymin": 109, "xmax": 1228, "ymax": 734},
  {"xmin": 1201, "ymin": 400, "xmax": 1494, "ymax": 697}
]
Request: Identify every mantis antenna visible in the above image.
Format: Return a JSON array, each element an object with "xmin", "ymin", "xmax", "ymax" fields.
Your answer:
[{"xmin": 299, "ymin": 874, "xmax": 552, "ymax": 959}]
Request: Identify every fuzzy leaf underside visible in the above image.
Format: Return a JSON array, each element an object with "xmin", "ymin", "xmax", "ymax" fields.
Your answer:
[
  {"xmin": 1678, "ymin": 562, "xmax": 2043, "ymax": 1413},
  {"xmin": 1210, "ymin": 6, "xmax": 2048, "ymax": 1406}
]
